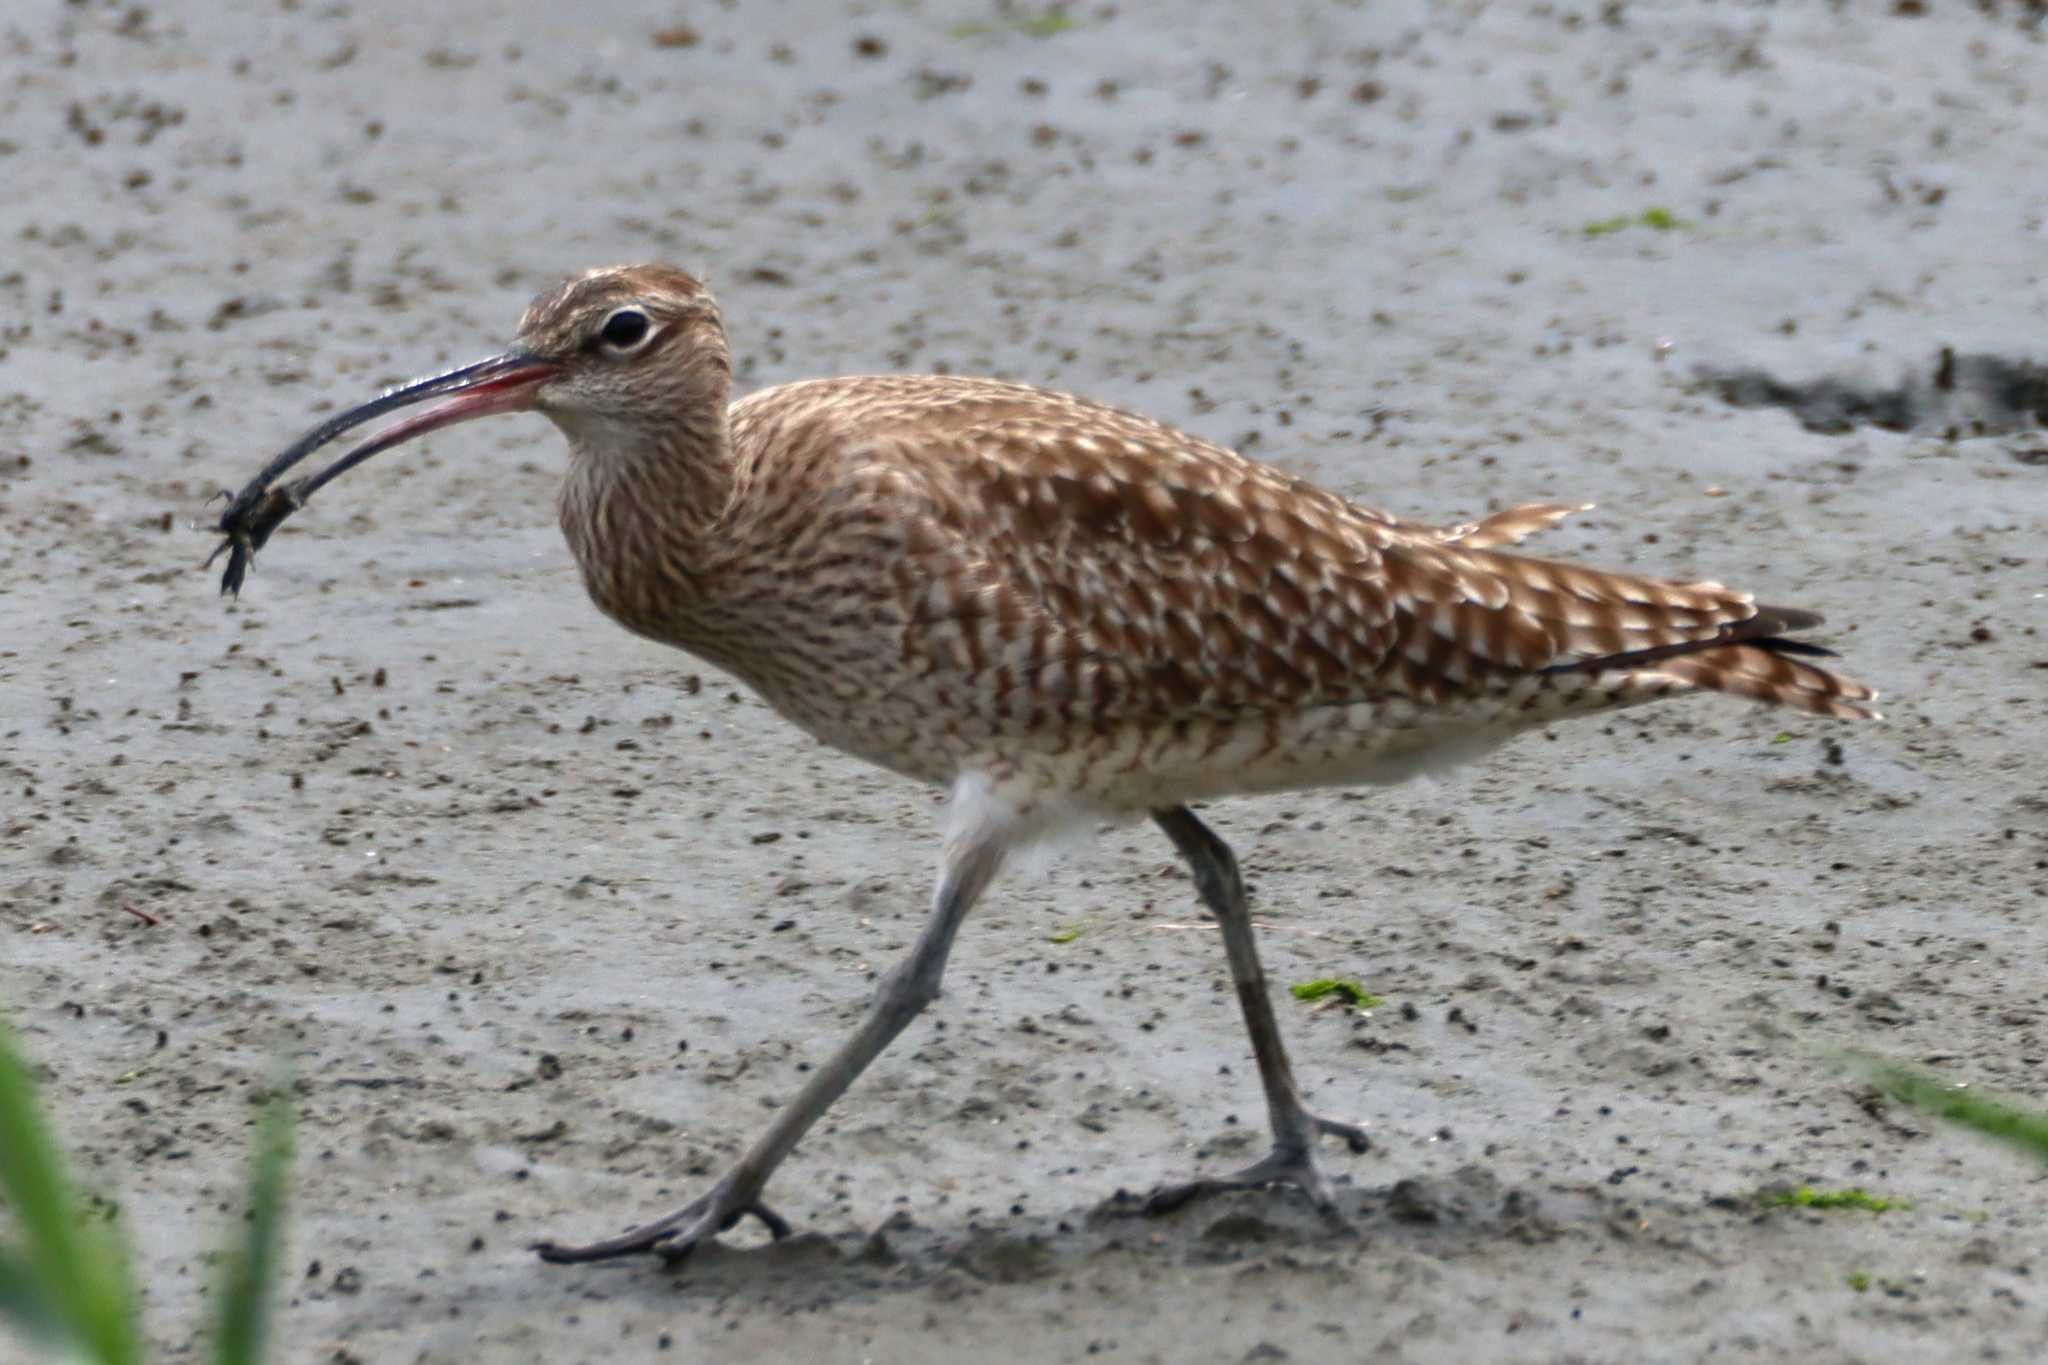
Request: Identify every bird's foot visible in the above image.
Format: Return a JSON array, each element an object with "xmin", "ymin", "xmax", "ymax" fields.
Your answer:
[
  {"xmin": 530, "ymin": 1176, "xmax": 791, "ymax": 1265},
  {"xmin": 1144, "ymin": 1110, "xmax": 1370, "ymax": 1216}
]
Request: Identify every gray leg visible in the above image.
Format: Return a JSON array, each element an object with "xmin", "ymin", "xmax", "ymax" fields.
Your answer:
[
  {"xmin": 1146, "ymin": 805, "xmax": 1369, "ymax": 1213},
  {"xmin": 534, "ymin": 812, "xmax": 1008, "ymax": 1264}
]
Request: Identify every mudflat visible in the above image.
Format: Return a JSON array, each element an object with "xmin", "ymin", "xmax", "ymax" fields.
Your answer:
[{"xmin": 3, "ymin": 3, "xmax": 2044, "ymax": 1361}]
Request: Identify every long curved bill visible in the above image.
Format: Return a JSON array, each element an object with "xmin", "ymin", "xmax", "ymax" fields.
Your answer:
[{"xmin": 205, "ymin": 351, "xmax": 558, "ymax": 597}]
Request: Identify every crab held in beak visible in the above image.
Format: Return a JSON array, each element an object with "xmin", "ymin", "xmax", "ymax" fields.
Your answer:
[{"xmin": 206, "ymin": 350, "xmax": 557, "ymax": 596}]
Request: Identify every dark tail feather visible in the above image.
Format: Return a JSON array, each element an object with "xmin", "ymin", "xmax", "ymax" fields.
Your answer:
[
  {"xmin": 1542, "ymin": 604, "xmax": 1835, "ymax": 675},
  {"xmin": 1543, "ymin": 604, "xmax": 1880, "ymax": 720}
]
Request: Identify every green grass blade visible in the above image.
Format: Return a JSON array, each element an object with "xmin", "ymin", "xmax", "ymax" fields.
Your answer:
[
  {"xmin": 0, "ymin": 1247, "xmax": 70, "ymax": 1351},
  {"xmin": 1854, "ymin": 1056, "xmax": 2048, "ymax": 1163},
  {"xmin": 0, "ymin": 1019, "xmax": 139, "ymax": 1365},
  {"xmin": 211, "ymin": 1079, "xmax": 293, "ymax": 1365}
]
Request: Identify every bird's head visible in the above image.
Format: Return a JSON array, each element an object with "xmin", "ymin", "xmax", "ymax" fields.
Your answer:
[
  {"xmin": 206, "ymin": 264, "xmax": 733, "ymax": 594},
  {"xmin": 297, "ymin": 262, "xmax": 730, "ymax": 457},
  {"xmin": 514, "ymin": 264, "xmax": 732, "ymax": 444}
]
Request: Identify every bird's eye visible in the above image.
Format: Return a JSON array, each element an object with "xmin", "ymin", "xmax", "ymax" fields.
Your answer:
[{"xmin": 597, "ymin": 308, "xmax": 653, "ymax": 352}]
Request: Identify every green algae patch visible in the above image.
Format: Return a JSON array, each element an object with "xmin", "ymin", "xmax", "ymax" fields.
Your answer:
[
  {"xmin": 1583, "ymin": 207, "xmax": 1693, "ymax": 237},
  {"xmin": 1290, "ymin": 979, "xmax": 1383, "ymax": 1009},
  {"xmin": 952, "ymin": 12, "xmax": 1078, "ymax": 39},
  {"xmin": 1760, "ymin": 1186, "xmax": 1904, "ymax": 1213}
]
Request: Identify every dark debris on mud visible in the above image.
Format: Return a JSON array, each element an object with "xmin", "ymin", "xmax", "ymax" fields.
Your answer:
[{"xmin": 1701, "ymin": 348, "xmax": 2048, "ymax": 446}]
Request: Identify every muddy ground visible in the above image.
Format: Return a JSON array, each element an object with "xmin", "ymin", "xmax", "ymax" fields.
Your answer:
[{"xmin": 4, "ymin": 2, "xmax": 2046, "ymax": 1362}]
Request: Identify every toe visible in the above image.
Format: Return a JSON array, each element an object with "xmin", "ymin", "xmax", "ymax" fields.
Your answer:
[{"xmin": 1314, "ymin": 1115, "xmax": 1372, "ymax": 1154}]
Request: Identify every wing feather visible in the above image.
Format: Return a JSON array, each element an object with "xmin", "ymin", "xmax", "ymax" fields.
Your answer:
[{"xmin": 740, "ymin": 375, "xmax": 1875, "ymax": 721}]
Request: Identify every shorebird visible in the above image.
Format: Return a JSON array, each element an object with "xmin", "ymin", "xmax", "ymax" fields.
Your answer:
[{"xmin": 209, "ymin": 264, "xmax": 1878, "ymax": 1265}]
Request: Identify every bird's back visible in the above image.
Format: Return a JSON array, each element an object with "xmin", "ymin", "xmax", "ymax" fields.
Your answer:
[{"xmin": 690, "ymin": 373, "xmax": 1876, "ymax": 807}]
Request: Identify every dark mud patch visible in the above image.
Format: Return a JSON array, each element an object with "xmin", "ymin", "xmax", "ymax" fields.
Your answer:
[
  {"xmin": 1701, "ymin": 348, "xmax": 2048, "ymax": 445},
  {"xmin": 561, "ymin": 1166, "xmax": 1646, "ymax": 1312}
]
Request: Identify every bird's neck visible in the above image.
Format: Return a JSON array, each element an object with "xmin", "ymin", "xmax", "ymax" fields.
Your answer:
[{"xmin": 557, "ymin": 400, "xmax": 741, "ymax": 634}]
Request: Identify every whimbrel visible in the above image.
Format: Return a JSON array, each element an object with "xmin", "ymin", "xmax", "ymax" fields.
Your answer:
[{"xmin": 209, "ymin": 264, "xmax": 1878, "ymax": 1264}]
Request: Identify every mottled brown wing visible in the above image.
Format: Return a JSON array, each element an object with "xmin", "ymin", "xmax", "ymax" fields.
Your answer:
[{"xmin": 777, "ymin": 375, "xmax": 1872, "ymax": 721}]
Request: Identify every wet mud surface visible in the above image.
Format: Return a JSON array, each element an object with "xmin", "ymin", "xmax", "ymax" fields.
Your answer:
[
  {"xmin": 1704, "ymin": 348, "xmax": 2048, "ymax": 446},
  {"xmin": 3, "ymin": 2, "xmax": 2046, "ymax": 1362}
]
